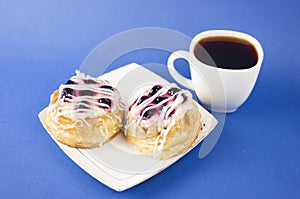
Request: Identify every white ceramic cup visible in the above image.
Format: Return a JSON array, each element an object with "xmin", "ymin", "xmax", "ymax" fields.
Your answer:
[{"xmin": 167, "ymin": 30, "xmax": 264, "ymax": 113}]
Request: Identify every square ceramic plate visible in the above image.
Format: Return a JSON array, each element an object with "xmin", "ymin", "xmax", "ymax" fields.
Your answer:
[{"xmin": 38, "ymin": 63, "xmax": 218, "ymax": 191}]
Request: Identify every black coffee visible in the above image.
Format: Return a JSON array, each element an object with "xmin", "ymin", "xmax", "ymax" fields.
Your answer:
[{"xmin": 194, "ymin": 36, "xmax": 258, "ymax": 69}]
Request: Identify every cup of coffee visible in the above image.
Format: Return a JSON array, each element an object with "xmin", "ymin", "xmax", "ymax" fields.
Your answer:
[{"xmin": 167, "ymin": 30, "xmax": 264, "ymax": 113}]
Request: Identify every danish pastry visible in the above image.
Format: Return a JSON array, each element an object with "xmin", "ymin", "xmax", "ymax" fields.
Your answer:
[
  {"xmin": 45, "ymin": 70, "xmax": 125, "ymax": 148},
  {"xmin": 125, "ymin": 83, "xmax": 202, "ymax": 159}
]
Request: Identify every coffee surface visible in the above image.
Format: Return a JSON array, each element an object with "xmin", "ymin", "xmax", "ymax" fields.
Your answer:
[{"xmin": 194, "ymin": 36, "xmax": 258, "ymax": 69}]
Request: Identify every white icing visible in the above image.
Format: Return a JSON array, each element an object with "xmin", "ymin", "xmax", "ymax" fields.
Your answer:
[{"xmin": 128, "ymin": 84, "xmax": 193, "ymax": 128}]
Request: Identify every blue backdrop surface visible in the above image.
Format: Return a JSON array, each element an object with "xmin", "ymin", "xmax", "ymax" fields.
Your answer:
[{"xmin": 0, "ymin": 0, "xmax": 299, "ymax": 198}]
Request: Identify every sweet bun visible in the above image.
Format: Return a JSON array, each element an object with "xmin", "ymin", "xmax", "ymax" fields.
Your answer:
[
  {"xmin": 125, "ymin": 83, "xmax": 202, "ymax": 159},
  {"xmin": 45, "ymin": 70, "xmax": 125, "ymax": 148}
]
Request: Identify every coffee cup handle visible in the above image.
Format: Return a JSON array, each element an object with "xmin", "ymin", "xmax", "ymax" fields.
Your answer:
[{"xmin": 167, "ymin": 50, "xmax": 194, "ymax": 90}]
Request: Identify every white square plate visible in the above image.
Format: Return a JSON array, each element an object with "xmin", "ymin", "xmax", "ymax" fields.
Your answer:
[{"xmin": 38, "ymin": 63, "xmax": 218, "ymax": 191}]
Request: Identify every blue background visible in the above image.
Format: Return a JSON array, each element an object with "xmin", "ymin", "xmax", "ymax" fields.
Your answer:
[{"xmin": 1, "ymin": 0, "xmax": 299, "ymax": 198}]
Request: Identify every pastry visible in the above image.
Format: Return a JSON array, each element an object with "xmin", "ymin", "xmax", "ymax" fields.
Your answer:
[
  {"xmin": 125, "ymin": 83, "xmax": 202, "ymax": 159},
  {"xmin": 45, "ymin": 70, "xmax": 125, "ymax": 148}
]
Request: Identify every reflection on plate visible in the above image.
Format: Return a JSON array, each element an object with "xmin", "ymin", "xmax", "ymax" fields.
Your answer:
[{"xmin": 38, "ymin": 63, "xmax": 217, "ymax": 191}]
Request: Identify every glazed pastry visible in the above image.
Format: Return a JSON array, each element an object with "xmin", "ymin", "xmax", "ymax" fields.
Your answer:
[
  {"xmin": 125, "ymin": 83, "xmax": 202, "ymax": 159},
  {"xmin": 45, "ymin": 70, "xmax": 125, "ymax": 148}
]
